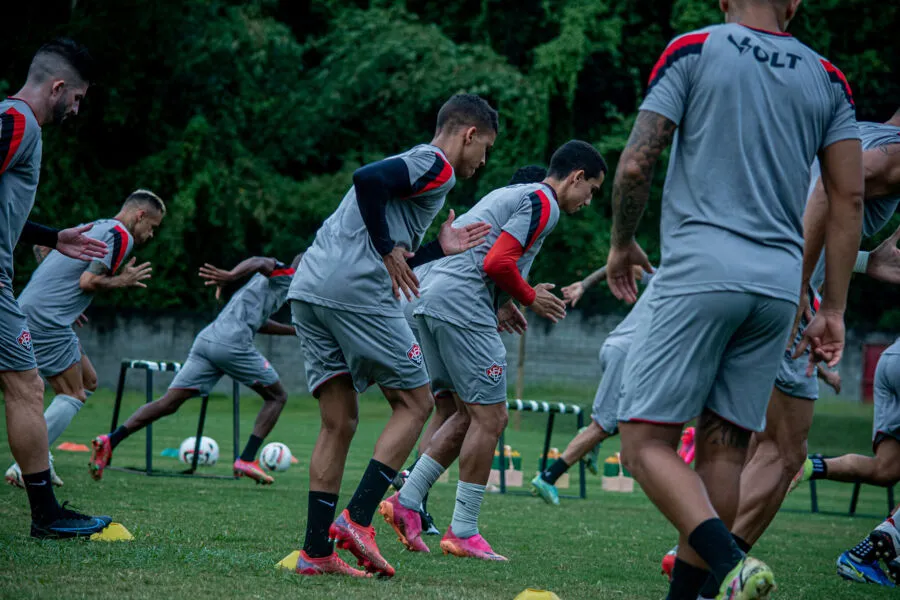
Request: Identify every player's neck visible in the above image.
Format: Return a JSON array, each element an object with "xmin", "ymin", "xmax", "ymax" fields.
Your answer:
[
  {"xmin": 114, "ymin": 211, "xmax": 137, "ymax": 234},
  {"xmin": 10, "ymin": 86, "xmax": 48, "ymax": 126},
  {"xmin": 429, "ymin": 133, "xmax": 458, "ymax": 171},
  {"xmin": 540, "ymin": 178, "xmax": 561, "ymax": 202},
  {"xmin": 729, "ymin": 8, "xmax": 788, "ymax": 34}
]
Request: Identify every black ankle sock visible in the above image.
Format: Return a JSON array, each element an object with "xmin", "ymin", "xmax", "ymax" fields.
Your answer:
[
  {"xmin": 304, "ymin": 491, "xmax": 338, "ymax": 558},
  {"xmin": 667, "ymin": 558, "xmax": 710, "ymax": 600},
  {"xmin": 687, "ymin": 519, "xmax": 744, "ymax": 587},
  {"xmin": 240, "ymin": 434, "xmax": 264, "ymax": 462},
  {"xmin": 698, "ymin": 534, "xmax": 753, "ymax": 598},
  {"xmin": 540, "ymin": 458, "xmax": 570, "ymax": 485},
  {"xmin": 108, "ymin": 425, "xmax": 131, "ymax": 449},
  {"xmin": 23, "ymin": 469, "xmax": 61, "ymax": 523},
  {"xmin": 421, "ymin": 491, "xmax": 430, "ymax": 514},
  {"xmin": 346, "ymin": 459, "xmax": 397, "ymax": 527},
  {"xmin": 809, "ymin": 456, "xmax": 828, "ymax": 480}
]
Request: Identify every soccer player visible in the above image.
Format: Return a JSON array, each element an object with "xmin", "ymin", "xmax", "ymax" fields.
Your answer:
[
  {"xmin": 379, "ymin": 140, "xmax": 607, "ymax": 560},
  {"xmin": 393, "ymin": 164, "xmax": 549, "ymax": 535},
  {"xmin": 724, "ymin": 113, "xmax": 900, "ymax": 593},
  {"xmin": 530, "ymin": 263, "xmax": 653, "ymax": 505},
  {"xmin": 89, "ymin": 254, "xmax": 302, "ymax": 485},
  {"xmin": 836, "ymin": 503, "xmax": 900, "ymax": 587},
  {"xmin": 288, "ymin": 93, "xmax": 497, "ymax": 577},
  {"xmin": 604, "ymin": 2, "xmax": 863, "ymax": 598},
  {"xmin": 1, "ymin": 38, "xmax": 116, "ymax": 538},
  {"xmin": 5, "ymin": 190, "xmax": 164, "ymax": 487}
]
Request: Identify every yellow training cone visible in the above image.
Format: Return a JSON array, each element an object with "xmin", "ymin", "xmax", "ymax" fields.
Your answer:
[
  {"xmin": 276, "ymin": 550, "xmax": 301, "ymax": 570},
  {"xmin": 90, "ymin": 522, "xmax": 133, "ymax": 542},
  {"xmin": 514, "ymin": 590, "xmax": 561, "ymax": 600}
]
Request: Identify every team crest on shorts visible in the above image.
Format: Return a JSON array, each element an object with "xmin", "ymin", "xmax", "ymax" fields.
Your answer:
[
  {"xmin": 16, "ymin": 328, "xmax": 32, "ymax": 351},
  {"xmin": 406, "ymin": 343, "xmax": 423, "ymax": 366},
  {"xmin": 485, "ymin": 362, "xmax": 504, "ymax": 384}
]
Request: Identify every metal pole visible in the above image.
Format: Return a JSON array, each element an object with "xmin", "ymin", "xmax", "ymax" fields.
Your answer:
[
  {"xmin": 540, "ymin": 412, "xmax": 555, "ymax": 472},
  {"xmin": 190, "ymin": 396, "xmax": 209, "ymax": 473},
  {"xmin": 498, "ymin": 428, "xmax": 506, "ymax": 494},
  {"xmin": 577, "ymin": 411, "xmax": 586, "ymax": 499},
  {"xmin": 849, "ymin": 482, "xmax": 861, "ymax": 516},
  {"xmin": 111, "ymin": 362, "xmax": 128, "ymax": 432},
  {"xmin": 145, "ymin": 369, "xmax": 154, "ymax": 475}
]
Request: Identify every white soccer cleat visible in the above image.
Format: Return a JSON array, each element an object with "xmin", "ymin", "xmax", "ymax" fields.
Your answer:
[
  {"xmin": 5, "ymin": 463, "xmax": 24, "ymax": 488},
  {"xmin": 49, "ymin": 453, "xmax": 64, "ymax": 487}
]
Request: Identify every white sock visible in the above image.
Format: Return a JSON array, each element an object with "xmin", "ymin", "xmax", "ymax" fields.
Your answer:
[
  {"xmin": 450, "ymin": 480, "xmax": 486, "ymax": 538},
  {"xmin": 398, "ymin": 454, "xmax": 445, "ymax": 510},
  {"xmin": 44, "ymin": 394, "xmax": 83, "ymax": 446}
]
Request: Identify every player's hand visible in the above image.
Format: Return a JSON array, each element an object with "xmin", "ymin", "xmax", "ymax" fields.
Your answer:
[
  {"xmin": 866, "ymin": 223, "xmax": 900, "ymax": 283},
  {"xmin": 497, "ymin": 301, "xmax": 528, "ymax": 335},
  {"xmin": 561, "ymin": 281, "xmax": 585, "ymax": 307},
  {"xmin": 384, "ymin": 246, "xmax": 418, "ymax": 301},
  {"xmin": 118, "ymin": 257, "xmax": 153, "ymax": 288},
  {"xmin": 787, "ymin": 286, "xmax": 813, "ymax": 351},
  {"xmin": 437, "ymin": 209, "xmax": 492, "ymax": 256},
  {"xmin": 528, "ymin": 283, "xmax": 567, "ymax": 323},
  {"xmin": 74, "ymin": 313, "xmax": 89, "ymax": 328},
  {"xmin": 794, "ymin": 308, "xmax": 845, "ymax": 375},
  {"xmin": 817, "ymin": 366, "xmax": 842, "ymax": 395},
  {"xmin": 607, "ymin": 240, "xmax": 652, "ymax": 304},
  {"xmin": 56, "ymin": 224, "xmax": 108, "ymax": 261},
  {"xmin": 199, "ymin": 263, "xmax": 235, "ymax": 300}
]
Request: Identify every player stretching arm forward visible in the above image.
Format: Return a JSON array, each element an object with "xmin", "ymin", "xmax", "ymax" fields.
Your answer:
[{"xmin": 89, "ymin": 254, "xmax": 302, "ymax": 485}]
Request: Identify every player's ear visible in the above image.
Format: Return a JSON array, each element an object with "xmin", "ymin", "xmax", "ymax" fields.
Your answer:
[
  {"xmin": 718, "ymin": 0, "xmax": 729, "ymax": 16},
  {"xmin": 463, "ymin": 126, "xmax": 477, "ymax": 145},
  {"xmin": 50, "ymin": 80, "xmax": 66, "ymax": 97},
  {"xmin": 570, "ymin": 169, "xmax": 585, "ymax": 185},
  {"xmin": 785, "ymin": 0, "xmax": 802, "ymax": 22}
]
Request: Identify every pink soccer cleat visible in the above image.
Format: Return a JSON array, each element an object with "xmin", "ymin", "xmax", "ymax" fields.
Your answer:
[
  {"xmin": 294, "ymin": 550, "xmax": 371, "ymax": 577},
  {"xmin": 89, "ymin": 435, "xmax": 113, "ymax": 481},
  {"xmin": 379, "ymin": 492, "xmax": 429, "ymax": 553},
  {"xmin": 439, "ymin": 526, "xmax": 508, "ymax": 561},
  {"xmin": 329, "ymin": 509, "xmax": 395, "ymax": 577}
]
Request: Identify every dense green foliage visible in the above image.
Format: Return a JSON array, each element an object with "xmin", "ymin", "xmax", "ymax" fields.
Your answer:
[{"xmin": 2, "ymin": 0, "xmax": 898, "ymax": 323}]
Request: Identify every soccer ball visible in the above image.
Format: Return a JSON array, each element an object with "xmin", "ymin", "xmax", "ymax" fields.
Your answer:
[
  {"xmin": 179, "ymin": 436, "xmax": 219, "ymax": 466},
  {"xmin": 260, "ymin": 442, "xmax": 292, "ymax": 472},
  {"xmin": 514, "ymin": 591, "xmax": 561, "ymax": 600}
]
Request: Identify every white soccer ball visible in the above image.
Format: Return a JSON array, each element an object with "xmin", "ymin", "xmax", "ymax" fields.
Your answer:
[
  {"xmin": 179, "ymin": 436, "xmax": 219, "ymax": 467},
  {"xmin": 260, "ymin": 442, "xmax": 292, "ymax": 472}
]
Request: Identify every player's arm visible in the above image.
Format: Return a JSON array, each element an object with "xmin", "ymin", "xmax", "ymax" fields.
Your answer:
[
  {"xmin": 79, "ymin": 257, "xmax": 152, "ymax": 292},
  {"xmin": 198, "ymin": 257, "xmax": 278, "ymax": 284},
  {"xmin": 20, "ymin": 221, "xmax": 108, "ymax": 262},
  {"xmin": 257, "ymin": 319, "xmax": 296, "ymax": 336},
  {"xmin": 863, "ymin": 222, "xmax": 900, "ymax": 283},
  {"xmin": 863, "ymin": 143, "xmax": 900, "ymax": 199},
  {"xmin": 32, "ymin": 245, "xmax": 51, "ymax": 264}
]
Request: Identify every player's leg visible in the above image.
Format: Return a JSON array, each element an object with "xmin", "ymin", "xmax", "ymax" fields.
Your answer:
[
  {"xmin": 290, "ymin": 301, "xmax": 368, "ymax": 577},
  {"xmin": 80, "ymin": 350, "xmax": 98, "ymax": 395},
  {"xmin": 730, "ymin": 387, "xmax": 814, "ymax": 547},
  {"xmin": 532, "ymin": 344, "xmax": 624, "ymax": 505},
  {"xmin": 817, "ymin": 437, "xmax": 900, "ymax": 486}
]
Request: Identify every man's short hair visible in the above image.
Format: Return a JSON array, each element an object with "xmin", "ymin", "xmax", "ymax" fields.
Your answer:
[
  {"xmin": 507, "ymin": 165, "xmax": 547, "ymax": 185},
  {"xmin": 124, "ymin": 189, "xmax": 166, "ymax": 215},
  {"xmin": 436, "ymin": 94, "xmax": 499, "ymax": 135},
  {"xmin": 547, "ymin": 141, "xmax": 608, "ymax": 181},
  {"xmin": 28, "ymin": 38, "xmax": 95, "ymax": 86}
]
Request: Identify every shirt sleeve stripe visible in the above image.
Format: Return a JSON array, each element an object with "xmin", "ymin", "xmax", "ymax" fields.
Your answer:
[
  {"xmin": 111, "ymin": 224, "xmax": 131, "ymax": 272},
  {"xmin": 410, "ymin": 153, "xmax": 453, "ymax": 196},
  {"xmin": 524, "ymin": 190, "xmax": 552, "ymax": 251},
  {"xmin": 0, "ymin": 107, "xmax": 27, "ymax": 174},
  {"xmin": 647, "ymin": 32, "xmax": 709, "ymax": 90},
  {"xmin": 819, "ymin": 59, "xmax": 855, "ymax": 109},
  {"xmin": 270, "ymin": 267, "xmax": 296, "ymax": 278}
]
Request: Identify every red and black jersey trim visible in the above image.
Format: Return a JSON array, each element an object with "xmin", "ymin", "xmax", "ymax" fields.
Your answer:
[
  {"xmin": 647, "ymin": 33, "xmax": 709, "ymax": 91},
  {"xmin": 819, "ymin": 59, "xmax": 855, "ymax": 109},
  {"xmin": 0, "ymin": 107, "xmax": 27, "ymax": 174},
  {"xmin": 270, "ymin": 267, "xmax": 296, "ymax": 278},
  {"xmin": 523, "ymin": 189, "xmax": 553, "ymax": 251},
  {"xmin": 410, "ymin": 153, "xmax": 453, "ymax": 196},
  {"xmin": 111, "ymin": 224, "xmax": 131, "ymax": 273}
]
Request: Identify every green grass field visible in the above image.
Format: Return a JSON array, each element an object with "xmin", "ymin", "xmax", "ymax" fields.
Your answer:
[{"xmin": 0, "ymin": 386, "xmax": 896, "ymax": 599}]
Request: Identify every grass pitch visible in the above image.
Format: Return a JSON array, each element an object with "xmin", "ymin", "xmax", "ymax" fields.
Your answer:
[{"xmin": 0, "ymin": 386, "xmax": 896, "ymax": 599}]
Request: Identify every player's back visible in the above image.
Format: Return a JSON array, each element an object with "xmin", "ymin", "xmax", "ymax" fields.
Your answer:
[
  {"xmin": 645, "ymin": 23, "xmax": 858, "ymax": 303},
  {"xmin": 200, "ymin": 266, "xmax": 294, "ymax": 347},
  {"xmin": 19, "ymin": 219, "xmax": 130, "ymax": 330},
  {"xmin": 0, "ymin": 98, "xmax": 43, "ymax": 286},
  {"xmin": 416, "ymin": 182, "xmax": 559, "ymax": 330}
]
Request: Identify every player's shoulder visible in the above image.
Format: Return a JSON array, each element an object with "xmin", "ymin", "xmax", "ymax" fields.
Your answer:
[
  {"xmin": 1, "ymin": 98, "xmax": 40, "ymax": 129},
  {"xmin": 1, "ymin": 98, "xmax": 41, "ymax": 150},
  {"xmin": 399, "ymin": 144, "xmax": 455, "ymax": 196}
]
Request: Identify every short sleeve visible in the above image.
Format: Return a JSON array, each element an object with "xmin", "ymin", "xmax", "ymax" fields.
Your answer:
[
  {"xmin": 0, "ymin": 106, "xmax": 39, "ymax": 175},
  {"xmin": 502, "ymin": 188, "xmax": 554, "ymax": 250},
  {"xmin": 400, "ymin": 147, "xmax": 454, "ymax": 197},
  {"xmin": 818, "ymin": 59, "xmax": 860, "ymax": 150},
  {"xmin": 97, "ymin": 223, "xmax": 133, "ymax": 273},
  {"xmin": 639, "ymin": 31, "xmax": 710, "ymax": 126}
]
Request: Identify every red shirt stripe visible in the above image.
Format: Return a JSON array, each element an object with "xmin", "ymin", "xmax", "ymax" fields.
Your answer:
[
  {"xmin": 525, "ymin": 189, "xmax": 552, "ymax": 251},
  {"xmin": 819, "ymin": 59, "xmax": 855, "ymax": 108},
  {"xmin": 0, "ymin": 107, "xmax": 27, "ymax": 174},
  {"xmin": 112, "ymin": 224, "xmax": 131, "ymax": 272},
  {"xmin": 414, "ymin": 155, "xmax": 453, "ymax": 196},
  {"xmin": 270, "ymin": 267, "xmax": 296, "ymax": 278},
  {"xmin": 647, "ymin": 32, "xmax": 710, "ymax": 88}
]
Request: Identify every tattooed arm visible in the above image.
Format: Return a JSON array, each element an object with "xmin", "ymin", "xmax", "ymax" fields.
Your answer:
[
  {"xmin": 863, "ymin": 143, "xmax": 900, "ymax": 200},
  {"xmin": 606, "ymin": 110, "xmax": 676, "ymax": 303}
]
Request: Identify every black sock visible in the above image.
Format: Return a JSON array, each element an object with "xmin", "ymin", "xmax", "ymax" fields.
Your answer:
[
  {"xmin": 240, "ymin": 434, "xmax": 264, "ymax": 462},
  {"xmin": 304, "ymin": 491, "xmax": 338, "ymax": 558},
  {"xmin": 809, "ymin": 456, "xmax": 828, "ymax": 480},
  {"xmin": 667, "ymin": 558, "xmax": 710, "ymax": 600},
  {"xmin": 698, "ymin": 534, "xmax": 753, "ymax": 599},
  {"xmin": 346, "ymin": 459, "xmax": 397, "ymax": 527},
  {"xmin": 421, "ymin": 491, "xmax": 430, "ymax": 514},
  {"xmin": 108, "ymin": 425, "xmax": 131, "ymax": 450},
  {"xmin": 540, "ymin": 458, "xmax": 570, "ymax": 485},
  {"xmin": 687, "ymin": 519, "xmax": 744, "ymax": 587},
  {"xmin": 23, "ymin": 469, "xmax": 61, "ymax": 523}
]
